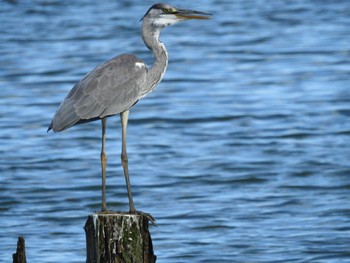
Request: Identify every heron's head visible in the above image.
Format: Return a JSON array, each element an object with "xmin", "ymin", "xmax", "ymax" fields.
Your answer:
[{"xmin": 141, "ymin": 3, "xmax": 211, "ymax": 28}]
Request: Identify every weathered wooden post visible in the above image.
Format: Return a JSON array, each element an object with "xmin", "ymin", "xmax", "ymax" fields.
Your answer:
[
  {"xmin": 84, "ymin": 212, "xmax": 156, "ymax": 263},
  {"xmin": 12, "ymin": 236, "xmax": 27, "ymax": 263}
]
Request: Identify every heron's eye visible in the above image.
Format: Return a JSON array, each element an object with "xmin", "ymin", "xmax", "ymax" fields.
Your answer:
[{"xmin": 162, "ymin": 8, "xmax": 169, "ymax": 13}]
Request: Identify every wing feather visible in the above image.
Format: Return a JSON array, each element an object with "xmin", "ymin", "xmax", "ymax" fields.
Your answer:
[{"xmin": 49, "ymin": 54, "xmax": 147, "ymax": 132}]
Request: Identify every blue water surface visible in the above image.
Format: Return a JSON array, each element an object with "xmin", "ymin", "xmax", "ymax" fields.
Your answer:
[{"xmin": 1, "ymin": 0, "xmax": 350, "ymax": 262}]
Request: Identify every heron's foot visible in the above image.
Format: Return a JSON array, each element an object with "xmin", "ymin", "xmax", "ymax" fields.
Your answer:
[
  {"xmin": 99, "ymin": 209, "xmax": 114, "ymax": 214},
  {"xmin": 130, "ymin": 209, "xmax": 157, "ymax": 227}
]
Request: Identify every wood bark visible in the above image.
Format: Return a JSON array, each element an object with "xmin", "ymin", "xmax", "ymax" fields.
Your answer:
[
  {"xmin": 13, "ymin": 236, "xmax": 26, "ymax": 263},
  {"xmin": 85, "ymin": 212, "xmax": 156, "ymax": 263}
]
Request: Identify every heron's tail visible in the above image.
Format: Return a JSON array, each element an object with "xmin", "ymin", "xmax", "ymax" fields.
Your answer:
[{"xmin": 47, "ymin": 121, "xmax": 53, "ymax": 133}]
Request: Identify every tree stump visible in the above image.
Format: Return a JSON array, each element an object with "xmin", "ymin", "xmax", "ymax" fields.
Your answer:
[
  {"xmin": 13, "ymin": 236, "xmax": 27, "ymax": 263},
  {"xmin": 84, "ymin": 212, "xmax": 156, "ymax": 263}
]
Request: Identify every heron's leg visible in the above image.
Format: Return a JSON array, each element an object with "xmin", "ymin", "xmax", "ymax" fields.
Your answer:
[
  {"xmin": 101, "ymin": 117, "xmax": 108, "ymax": 211},
  {"xmin": 120, "ymin": 111, "xmax": 157, "ymax": 226},
  {"xmin": 120, "ymin": 110, "xmax": 136, "ymax": 212}
]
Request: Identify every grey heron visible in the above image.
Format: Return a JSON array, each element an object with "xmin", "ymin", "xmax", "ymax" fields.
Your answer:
[{"xmin": 48, "ymin": 3, "xmax": 211, "ymax": 221}]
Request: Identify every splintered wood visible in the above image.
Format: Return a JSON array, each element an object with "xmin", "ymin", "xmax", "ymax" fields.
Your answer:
[{"xmin": 85, "ymin": 212, "xmax": 156, "ymax": 263}]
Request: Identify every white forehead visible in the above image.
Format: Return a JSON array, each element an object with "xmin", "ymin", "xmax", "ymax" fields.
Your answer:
[{"xmin": 147, "ymin": 3, "xmax": 176, "ymax": 16}]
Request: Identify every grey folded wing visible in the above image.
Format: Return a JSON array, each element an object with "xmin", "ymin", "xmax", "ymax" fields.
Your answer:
[{"xmin": 49, "ymin": 54, "xmax": 147, "ymax": 132}]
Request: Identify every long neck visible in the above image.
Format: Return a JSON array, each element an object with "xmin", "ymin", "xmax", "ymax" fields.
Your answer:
[{"xmin": 141, "ymin": 22, "xmax": 168, "ymax": 94}]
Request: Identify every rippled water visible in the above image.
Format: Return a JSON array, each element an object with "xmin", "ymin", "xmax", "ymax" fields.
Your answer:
[{"xmin": 1, "ymin": 0, "xmax": 350, "ymax": 262}]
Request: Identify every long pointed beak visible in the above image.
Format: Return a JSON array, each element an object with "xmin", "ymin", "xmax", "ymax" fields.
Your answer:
[{"xmin": 174, "ymin": 9, "xmax": 212, "ymax": 20}]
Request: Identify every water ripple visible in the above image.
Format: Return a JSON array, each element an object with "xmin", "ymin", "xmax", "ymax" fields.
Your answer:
[{"xmin": 1, "ymin": 1, "xmax": 350, "ymax": 262}]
